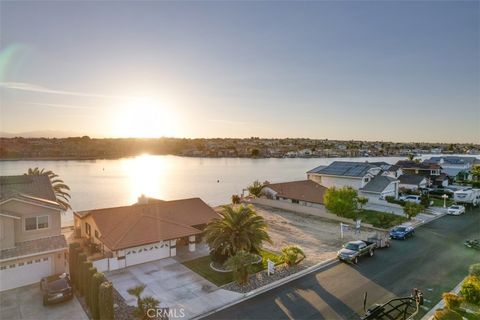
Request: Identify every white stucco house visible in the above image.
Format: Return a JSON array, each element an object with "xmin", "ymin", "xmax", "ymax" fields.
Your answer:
[{"xmin": 307, "ymin": 161, "xmax": 399, "ymax": 201}]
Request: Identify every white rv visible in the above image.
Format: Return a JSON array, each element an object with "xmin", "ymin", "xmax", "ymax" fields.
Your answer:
[{"xmin": 453, "ymin": 188, "xmax": 480, "ymax": 206}]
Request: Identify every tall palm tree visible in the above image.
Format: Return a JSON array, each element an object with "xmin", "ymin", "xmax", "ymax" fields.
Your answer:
[
  {"xmin": 25, "ymin": 167, "xmax": 71, "ymax": 210},
  {"xmin": 204, "ymin": 205, "xmax": 272, "ymax": 257}
]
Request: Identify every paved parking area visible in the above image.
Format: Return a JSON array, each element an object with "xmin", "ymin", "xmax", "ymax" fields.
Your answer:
[
  {"xmin": 0, "ymin": 284, "xmax": 88, "ymax": 320},
  {"xmin": 106, "ymin": 257, "xmax": 242, "ymax": 319}
]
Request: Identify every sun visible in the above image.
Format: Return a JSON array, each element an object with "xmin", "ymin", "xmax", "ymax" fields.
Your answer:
[{"xmin": 113, "ymin": 97, "xmax": 178, "ymax": 138}]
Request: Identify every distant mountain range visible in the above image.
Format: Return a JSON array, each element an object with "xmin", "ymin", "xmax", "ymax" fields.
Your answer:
[{"xmin": 0, "ymin": 130, "xmax": 85, "ymax": 138}]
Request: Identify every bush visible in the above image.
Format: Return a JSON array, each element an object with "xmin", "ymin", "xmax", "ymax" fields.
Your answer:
[
  {"xmin": 224, "ymin": 251, "xmax": 257, "ymax": 285},
  {"xmin": 472, "ymin": 181, "xmax": 480, "ymax": 188},
  {"xmin": 420, "ymin": 195, "xmax": 430, "ymax": 208},
  {"xmin": 99, "ymin": 282, "xmax": 114, "ymax": 320},
  {"xmin": 469, "ymin": 263, "xmax": 480, "ymax": 279},
  {"xmin": 460, "ymin": 276, "xmax": 480, "ymax": 305},
  {"xmin": 385, "ymin": 196, "xmax": 406, "ymax": 206},
  {"xmin": 87, "ymin": 267, "xmax": 97, "ymax": 308},
  {"xmin": 433, "ymin": 308, "xmax": 463, "ymax": 320},
  {"xmin": 90, "ymin": 272, "xmax": 106, "ymax": 320},
  {"xmin": 77, "ymin": 253, "xmax": 87, "ymax": 296},
  {"xmin": 209, "ymin": 248, "xmax": 229, "ymax": 265},
  {"xmin": 403, "ymin": 202, "xmax": 424, "ymax": 220},
  {"xmin": 68, "ymin": 243, "xmax": 80, "ymax": 285},
  {"xmin": 443, "ymin": 293, "xmax": 463, "ymax": 310},
  {"xmin": 281, "ymin": 245, "xmax": 306, "ymax": 267},
  {"xmin": 82, "ymin": 262, "xmax": 92, "ymax": 304},
  {"xmin": 324, "ymin": 187, "xmax": 358, "ymax": 218}
]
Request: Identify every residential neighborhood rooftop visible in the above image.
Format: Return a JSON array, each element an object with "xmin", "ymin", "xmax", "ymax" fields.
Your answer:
[
  {"xmin": 360, "ymin": 175, "xmax": 397, "ymax": 193},
  {"xmin": 398, "ymin": 174, "xmax": 427, "ymax": 185},
  {"xmin": 75, "ymin": 198, "xmax": 220, "ymax": 250},
  {"xmin": 264, "ymin": 180, "xmax": 328, "ymax": 204},
  {"xmin": 308, "ymin": 161, "xmax": 378, "ymax": 177},
  {"xmin": 0, "ymin": 175, "xmax": 57, "ymax": 203}
]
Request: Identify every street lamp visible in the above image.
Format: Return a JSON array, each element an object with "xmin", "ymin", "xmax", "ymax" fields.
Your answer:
[{"xmin": 442, "ymin": 194, "xmax": 448, "ymax": 208}]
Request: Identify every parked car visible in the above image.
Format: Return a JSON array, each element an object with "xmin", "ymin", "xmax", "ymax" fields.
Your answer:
[
  {"xmin": 40, "ymin": 273, "xmax": 73, "ymax": 306},
  {"xmin": 464, "ymin": 239, "xmax": 480, "ymax": 250},
  {"xmin": 447, "ymin": 205, "xmax": 466, "ymax": 215},
  {"xmin": 389, "ymin": 225, "xmax": 415, "ymax": 240},
  {"xmin": 399, "ymin": 195, "xmax": 421, "ymax": 204},
  {"xmin": 337, "ymin": 240, "xmax": 376, "ymax": 264}
]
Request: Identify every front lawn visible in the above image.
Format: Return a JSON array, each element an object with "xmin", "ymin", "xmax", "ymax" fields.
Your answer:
[
  {"xmin": 182, "ymin": 250, "xmax": 283, "ymax": 286},
  {"xmin": 430, "ymin": 198, "xmax": 454, "ymax": 208},
  {"xmin": 356, "ymin": 210, "xmax": 409, "ymax": 229}
]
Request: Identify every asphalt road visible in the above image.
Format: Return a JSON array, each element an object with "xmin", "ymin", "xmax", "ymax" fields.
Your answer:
[{"xmin": 204, "ymin": 209, "xmax": 480, "ymax": 320}]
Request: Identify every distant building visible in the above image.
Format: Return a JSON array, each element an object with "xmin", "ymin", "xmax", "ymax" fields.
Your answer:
[
  {"xmin": 262, "ymin": 180, "xmax": 327, "ymax": 208},
  {"xmin": 423, "ymin": 156, "xmax": 478, "ymax": 177}
]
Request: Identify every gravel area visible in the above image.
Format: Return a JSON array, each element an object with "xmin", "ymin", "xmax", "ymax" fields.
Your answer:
[
  {"xmin": 223, "ymin": 264, "xmax": 309, "ymax": 293},
  {"xmin": 253, "ymin": 204, "xmax": 383, "ymax": 263},
  {"xmin": 113, "ymin": 287, "xmax": 137, "ymax": 320}
]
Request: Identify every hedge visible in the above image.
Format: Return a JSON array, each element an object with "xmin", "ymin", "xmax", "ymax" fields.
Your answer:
[
  {"xmin": 81, "ymin": 261, "xmax": 93, "ymax": 302},
  {"xmin": 77, "ymin": 253, "xmax": 87, "ymax": 296},
  {"xmin": 99, "ymin": 281, "xmax": 114, "ymax": 320},
  {"xmin": 90, "ymin": 272, "xmax": 106, "ymax": 320},
  {"xmin": 87, "ymin": 267, "xmax": 97, "ymax": 308},
  {"xmin": 68, "ymin": 243, "xmax": 80, "ymax": 285}
]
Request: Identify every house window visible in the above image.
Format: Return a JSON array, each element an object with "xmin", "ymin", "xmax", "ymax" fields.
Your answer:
[
  {"xmin": 85, "ymin": 223, "xmax": 91, "ymax": 236},
  {"xmin": 25, "ymin": 216, "xmax": 49, "ymax": 231},
  {"xmin": 292, "ymin": 199, "xmax": 299, "ymax": 204}
]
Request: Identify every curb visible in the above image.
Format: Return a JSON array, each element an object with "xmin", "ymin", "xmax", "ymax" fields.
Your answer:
[
  {"xmin": 191, "ymin": 258, "xmax": 338, "ymax": 320},
  {"xmin": 411, "ymin": 211, "xmax": 448, "ymax": 229}
]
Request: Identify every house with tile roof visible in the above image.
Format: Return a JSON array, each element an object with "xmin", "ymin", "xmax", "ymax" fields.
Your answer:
[
  {"xmin": 262, "ymin": 180, "xmax": 328, "ymax": 208},
  {"xmin": 73, "ymin": 197, "xmax": 219, "ymax": 271},
  {"xmin": 0, "ymin": 175, "xmax": 67, "ymax": 291}
]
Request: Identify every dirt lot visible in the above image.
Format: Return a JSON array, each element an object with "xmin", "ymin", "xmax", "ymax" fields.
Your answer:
[{"xmin": 253, "ymin": 204, "xmax": 384, "ymax": 264}]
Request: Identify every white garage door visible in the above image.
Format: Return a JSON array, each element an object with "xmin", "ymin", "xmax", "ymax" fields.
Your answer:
[
  {"xmin": 125, "ymin": 242, "xmax": 170, "ymax": 267},
  {"xmin": 0, "ymin": 256, "xmax": 53, "ymax": 291}
]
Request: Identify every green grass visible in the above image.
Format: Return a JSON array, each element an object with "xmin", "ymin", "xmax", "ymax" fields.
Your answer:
[
  {"xmin": 182, "ymin": 250, "xmax": 283, "ymax": 286},
  {"xmin": 431, "ymin": 198, "xmax": 454, "ymax": 207},
  {"xmin": 355, "ymin": 210, "xmax": 409, "ymax": 229}
]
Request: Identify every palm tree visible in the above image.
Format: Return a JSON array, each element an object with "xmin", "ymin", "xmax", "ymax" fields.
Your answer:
[
  {"xmin": 25, "ymin": 167, "xmax": 71, "ymax": 210},
  {"xmin": 247, "ymin": 180, "xmax": 264, "ymax": 197},
  {"xmin": 281, "ymin": 245, "xmax": 306, "ymax": 267},
  {"xmin": 127, "ymin": 284, "xmax": 160, "ymax": 320},
  {"xmin": 204, "ymin": 205, "xmax": 272, "ymax": 258},
  {"xmin": 224, "ymin": 250, "xmax": 257, "ymax": 285}
]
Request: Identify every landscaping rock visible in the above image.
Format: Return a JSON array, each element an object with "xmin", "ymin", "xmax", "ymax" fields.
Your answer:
[{"xmin": 222, "ymin": 263, "xmax": 309, "ymax": 293}]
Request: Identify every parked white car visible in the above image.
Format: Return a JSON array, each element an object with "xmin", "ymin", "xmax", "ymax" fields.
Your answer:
[
  {"xmin": 399, "ymin": 195, "xmax": 421, "ymax": 204},
  {"xmin": 447, "ymin": 205, "xmax": 466, "ymax": 215}
]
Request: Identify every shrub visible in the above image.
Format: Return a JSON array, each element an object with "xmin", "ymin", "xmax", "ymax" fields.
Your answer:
[
  {"xmin": 281, "ymin": 245, "xmax": 306, "ymax": 267},
  {"xmin": 442, "ymin": 293, "xmax": 463, "ymax": 310},
  {"xmin": 403, "ymin": 202, "xmax": 424, "ymax": 220},
  {"xmin": 77, "ymin": 253, "xmax": 87, "ymax": 296},
  {"xmin": 324, "ymin": 187, "xmax": 358, "ymax": 218},
  {"xmin": 91, "ymin": 272, "xmax": 106, "ymax": 320},
  {"xmin": 82, "ymin": 262, "xmax": 92, "ymax": 304},
  {"xmin": 68, "ymin": 243, "xmax": 80, "ymax": 285},
  {"xmin": 460, "ymin": 276, "xmax": 480, "ymax": 305},
  {"xmin": 420, "ymin": 195, "xmax": 430, "ymax": 208},
  {"xmin": 385, "ymin": 196, "xmax": 406, "ymax": 206},
  {"xmin": 210, "ymin": 248, "xmax": 229, "ymax": 265},
  {"xmin": 87, "ymin": 267, "xmax": 97, "ymax": 308},
  {"xmin": 247, "ymin": 180, "xmax": 264, "ymax": 197},
  {"xmin": 433, "ymin": 308, "xmax": 463, "ymax": 320},
  {"xmin": 99, "ymin": 282, "xmax": 114, "ymax": 320},
  {"xmin": 469, "ymin": 263, "xmax": 480, "ymax": 279}
]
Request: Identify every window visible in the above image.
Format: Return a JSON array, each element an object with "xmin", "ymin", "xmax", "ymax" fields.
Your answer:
[
  {"xmin": 292, "ymin": 199, "xmax": 299, "ymax": 204},
  {"xmin": 85, "ymin": 222, "xmax": 91, "ymax": 236},
  {"xmin": 25, "ymin": 216, "xmax": 49, "ymax": 231}
]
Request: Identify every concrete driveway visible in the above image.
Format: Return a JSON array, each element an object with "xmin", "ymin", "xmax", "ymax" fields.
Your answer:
[
  {"xmin": 0, "ymin": 284, "xmax": 88, "ymax": 320},
  {"xmin": 106, "ymin": 257, "xmax": 242, "ymax": 319}
]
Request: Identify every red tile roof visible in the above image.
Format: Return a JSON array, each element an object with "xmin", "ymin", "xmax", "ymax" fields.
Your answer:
[
  {"xmin": 75, "ymin": 198, "xmax": 219, "ymax": 250},
  {"xmin": 264, "ymin": 180, "xmax": 327, "ymax": 204}
]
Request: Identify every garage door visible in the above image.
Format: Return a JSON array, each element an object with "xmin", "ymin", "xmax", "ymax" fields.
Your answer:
[
  {"xmin": 0, "ymin": 256, "xmax": 53, "ymax": 291},
  {"xmin": 125, "ymin": 242, "xmax": 170, "ymax": 267}
]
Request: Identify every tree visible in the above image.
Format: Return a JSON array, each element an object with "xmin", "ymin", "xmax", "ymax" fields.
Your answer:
[
  {"xmin": 231, "ymin": 194, "xmax": 241, "ymax": 204},
  {"xmin": 281, "ymin": 245, "xmax": 306, "ymax": 266},
  {"xmin": 433, "ymin": 308, "xmax": 462, "ymax": 320},
  {"xmin": 68, "ymin": 243, "xmax": 80, "ymax": 285},
  {"xmin": 460, "ymin": 276, "xmax": 480, "ymax": 305},
  {"xmin": 224, "ymin": 250, "xmax": 257, "ymax": 285},
  {"xmin": 469, "ymin": 263, "xmax": 480, "ymax": 278},
  {"xmin": 403, "ymin": 202, "xmax": 424, "ymax": 220},
  {"xmin": 357, "ymin": 197, "xmax": 369, "ymax": 211},
  {"xmin": 251, "ymin": 149, "xmax": 260, "ymax": 157},
  {"xmin": 90, "ymin": 273, "xmax": 106, "ymax": 320},
  {"xmin": 24, "ymin": 168, "xmax": 71, "ymax": 210},
  {"xmin": 324, "ymin": 187, "xmax": 358, "ymax": 218},
  {"xmin": 407, "ymin": 154, "xmax": 415, "ymax": 161},
  {"xmin": 204, "ymin": 205, "xmax": 272, "ymax": 258},
  {"xmin": 99, "ymin": 282, "xmax": 114, "ymax": 320},
  {"xmin": 472, "ymin": 166, "xmax": 480, "ymax": 181},
  {"xmin": 442, "ymin": 293, "xmax": 463, "ymax": 310},
  {"xmin": 77, "ymin": 253, "xmax": 87, "ymax": 296},
  {"xmin": 127, "ymin": 284, "xmax": 160, "ymax": 320},
  {"xmin": 247, "ymin": 180, "xmax": 264, "ymax": 197}
]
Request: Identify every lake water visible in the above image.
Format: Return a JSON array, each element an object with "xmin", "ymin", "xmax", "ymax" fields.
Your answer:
[{"xmin": 0, "ymin": 154, "xmax": 448, "ymax": 225}]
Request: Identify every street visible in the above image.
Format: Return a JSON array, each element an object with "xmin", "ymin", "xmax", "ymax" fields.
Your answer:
[{"xmin": 204, "ymin": 209, "xmax": 480, "ymax": 320}]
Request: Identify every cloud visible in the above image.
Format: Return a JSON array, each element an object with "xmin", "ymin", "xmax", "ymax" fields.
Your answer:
[
  {"xmin": 0, "ymin": 82, "xmax": 137, "ymax": 100},
  {"xmin": 27, "ymin": 102, "xmax": 96, "ymax": 110}
]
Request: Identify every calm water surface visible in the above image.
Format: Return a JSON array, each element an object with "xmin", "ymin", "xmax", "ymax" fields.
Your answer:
[{"xmin": 0, "ymin": 154, "xmax": 439, "ymax": 224}]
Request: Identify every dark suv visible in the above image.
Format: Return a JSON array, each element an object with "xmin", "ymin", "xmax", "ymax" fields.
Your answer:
[{"xmin": 40, "ymin": 273, "xmax": 73, "ymax": 305}]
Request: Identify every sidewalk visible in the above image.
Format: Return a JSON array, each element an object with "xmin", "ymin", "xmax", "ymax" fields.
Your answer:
[{"xmin": 410, "ymin": 207, "xmax": 448, "ymax": 228}]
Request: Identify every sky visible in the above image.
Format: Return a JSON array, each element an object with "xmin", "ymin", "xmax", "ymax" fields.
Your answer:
[{"xmin": 0, "ymin": 1, "xmax": 478, "ymax": 143}]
